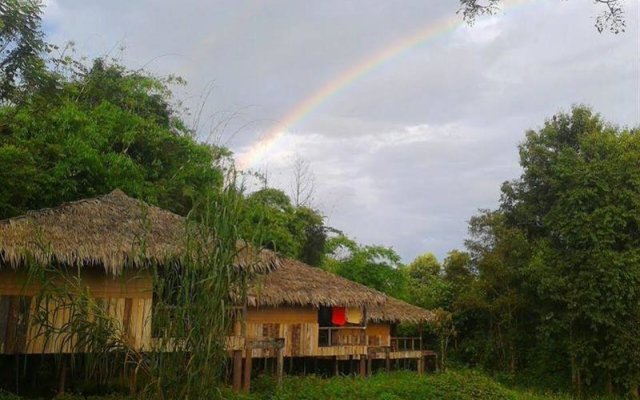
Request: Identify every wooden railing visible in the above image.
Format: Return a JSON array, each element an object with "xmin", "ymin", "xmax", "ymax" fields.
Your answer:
[
  {"xmin": 390, "ymin": 336, "xmax": 422, "ymax": 351},
  {"xmin": 318, "ymin": 327, "xmax": 366, "ymax": 347}
]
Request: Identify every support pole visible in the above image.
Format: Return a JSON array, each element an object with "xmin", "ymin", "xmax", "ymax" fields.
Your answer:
[
  {"xmin": 334, "ymin": 356, "xmax": 339, "ymax": 377},
  {"xmin": 385, "ymin": 349, "xmax": 391, "ymax": 372},
  {"xmin": 58, "ymin": 356, "xmax": 67, "ymax": 395},
  {"xmin": 232, "ymin": 350, "xmax": 242, "ymax": 392},
  {"xmin": 359, "ymin": 355, "xmax": 367, "ymax": 377},
  {"xmin": 276, "ymin": 347, "xmax": 284, "ymax": 387},
  {"xmin": 243, "ymin": 351, "xmax": 253, "ymax": 393},
  {"xmin": 367, "ymin": 352, "xmax": 373, "ymax": 376}
]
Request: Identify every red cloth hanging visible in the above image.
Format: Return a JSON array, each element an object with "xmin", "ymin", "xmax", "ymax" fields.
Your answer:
[{"xmin": 331, "ymin": 307, "xmax": 346, "ymax": 326}]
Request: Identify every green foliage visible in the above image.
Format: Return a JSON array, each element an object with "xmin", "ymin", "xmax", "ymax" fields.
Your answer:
[
  {"xmin": 404, "ymin": 253, "xmax": 451, "ymax": 309},
  {"xmin": 230, "ymin": 370, "xmax": 582, "ymax": 400},
  {"xmin": 0, "ymin": 58, "xmax": 226, "ymax": 218},
  {"xmin": 241, "ymin": 188, "xmax": 328, "ymax": 265},
  {"xmin": 144, "ymin": 183, "xmax": 249, "ymax": 398},
  {"xmin": 0, "ymin": 0, "xmax": 50, "ymax": 103},
  {"xmin": 441, "ymin": 106, "xmax": 640, "ymax": 397},
  {"xmin": 323, "ymin": 235, "xmax": 406, "ymax": 298}
]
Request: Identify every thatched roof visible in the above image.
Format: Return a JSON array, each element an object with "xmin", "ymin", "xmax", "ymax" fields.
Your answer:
[
  {"xmin": 368, "ymin": 296, "xmax": 436, "ymax": 324},
  {"xmin": 0, "ymin": 189, "xmax": 278, "ymax": 275},
  {"xmin": 248, "ymin": 258, "xmax": 387, "ymax": 308}
]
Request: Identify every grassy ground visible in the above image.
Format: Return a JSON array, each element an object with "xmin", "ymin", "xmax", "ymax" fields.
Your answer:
[
  {"xmin": 0, "ymin": 370, "xmax": 608, "ymax": 400},
  {"xmin": 230, "ymin": 370, "xmax": 578, "ymax": 400}
]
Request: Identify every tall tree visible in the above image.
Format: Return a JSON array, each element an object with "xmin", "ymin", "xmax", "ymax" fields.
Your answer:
[
  {"xmin": 0, "ymin": 59, "xmax": 226, "ymax": 218},
  {"xmin": 0, "ymin": 0, "xmax": 49, "ymax": 103},
  {"xmin": 501, "ymin": 106, "xmax": 640, "ymax": 395}
]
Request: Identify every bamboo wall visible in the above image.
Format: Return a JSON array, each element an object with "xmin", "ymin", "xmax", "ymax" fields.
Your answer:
[
  {"xmin": 0, "ymin": 269, "xmax": 153, "ymax": 354},
  {"xmin": 366, "ymin": 323, "xmax": 391, "ymax": 346}
]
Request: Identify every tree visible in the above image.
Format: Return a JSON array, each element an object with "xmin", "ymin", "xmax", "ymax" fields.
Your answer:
[
  {"xmin": 241, "ymin": 188, "xmax": 328, "ymax": 265},
  {"xmin": 0, "ymin": 59, "xmax": 226, "ymax": 218},
  {"xmin": 501, "ymin": 106, "xmax": 640, "ymax": 395},
  {"xmin": 404, "ymin": 253, "xmax": 451, "ymax": 310},
  {"xmin": 458, "ymin": 0, "xmax": 627, "ymax": 33},
  {"xmin": 453, "ymin": 106, "xmax": 640, "ymax": 395},
  {"xmin": 324, "ymin": 235, "xmax": 406, "ymax": 298},
  {"xmin": 289, "ymin": 155, "xmax": 316, "ymax": 207},
  {"xmin": 0, "ymin": 0, "xmax": 50, "ymax": 103},
  {"xmin": 442, "ymin": 250, "xmax": 473, "ymax": 292}
]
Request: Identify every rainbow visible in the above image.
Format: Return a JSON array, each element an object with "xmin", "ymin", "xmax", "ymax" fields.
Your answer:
[{"xmin": 237, "ymin": 0, "xmax": 539, "ymax": 169}]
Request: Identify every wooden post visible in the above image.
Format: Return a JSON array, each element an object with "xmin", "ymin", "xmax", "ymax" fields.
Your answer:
[
  {"xmin": 243, "ymin": 351, "xmax": 253, "ymax": 393},
  {"xmin": 417, "ymin": 356, "xmax": 423, "ymax": 375},
  {"xmin": 367, "ymin": 352, "xmax": 373, "ymax": 376},
  {"xmin": 385, "ymin": 348, "xmax": 391, "ymax": 372},
  {"xmin": 334, "ymin": 356, "xmax": 339, "ymax": 376},
  {"xmin": 58, "ymin": 356, "xmax": 67, "ymax": 394},
  {"xmin": 359, "ymin": 355, "xmax": 367, "ymax": 377},
  {"xmin": 276, "ymin": 347, "xmax": 284, "ymax": 387},
  {"xmin": 232, "ymin": 350, "xmax": 242, "ymax": 392}
]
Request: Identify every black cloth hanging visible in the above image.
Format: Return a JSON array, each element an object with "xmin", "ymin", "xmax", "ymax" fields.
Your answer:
[{"xmin": 318, "ymin": 306, "xmax": 333, "ymax": 327}]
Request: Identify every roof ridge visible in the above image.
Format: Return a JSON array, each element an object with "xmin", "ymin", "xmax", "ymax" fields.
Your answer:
[{"xmin": 0, "ymin": 189, "xmax": 184, "ymax": 224}]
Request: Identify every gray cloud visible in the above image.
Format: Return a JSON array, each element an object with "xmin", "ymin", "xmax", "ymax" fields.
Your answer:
[{"xmin": 43, "ymin": 0, "xmax": 639, "ymax": 261}]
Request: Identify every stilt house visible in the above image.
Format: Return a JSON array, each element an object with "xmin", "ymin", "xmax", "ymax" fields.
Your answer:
[{"xmin": 0, "ymin": 190, "xmax": 437, "ymax": 388}]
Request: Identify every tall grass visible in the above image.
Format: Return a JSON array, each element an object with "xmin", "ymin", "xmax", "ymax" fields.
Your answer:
[{"xmin": 144, "ymin": 181, "xmax": 250, "ymax": 399}]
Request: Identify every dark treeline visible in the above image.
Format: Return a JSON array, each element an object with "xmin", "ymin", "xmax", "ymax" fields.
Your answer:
[{"xmin": 1, "ymin": 1, "xmax": 638, "ymax": 399}]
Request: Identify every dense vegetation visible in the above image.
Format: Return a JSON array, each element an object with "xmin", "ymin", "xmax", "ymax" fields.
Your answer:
[
  {"xmin": 1, "ymin": 1, "xmax": 638, "ymax": 399},
  {"xmin": 0, "ymin": 371, "xmax": 600, "ymax": 400}
]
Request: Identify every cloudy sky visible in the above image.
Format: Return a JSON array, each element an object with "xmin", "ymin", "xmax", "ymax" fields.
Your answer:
[{"xmin": 43, "ymin": 0, "xmax": 639, "ymax": 262}]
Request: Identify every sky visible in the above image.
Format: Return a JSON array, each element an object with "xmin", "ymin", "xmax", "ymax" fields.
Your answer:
[{"xmin": 42, "ymin": 0, "xmax": 639, "ymax": 262}]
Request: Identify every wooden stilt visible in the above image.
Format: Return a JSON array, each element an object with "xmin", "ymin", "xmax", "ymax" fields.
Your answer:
[
  {"xmin": 385, "ymin": 349, "xmax": 391, "ymax": 372},
  {"xmin": 359, "ymin": 355, "xmax": 367, "ymax": 377},
  {"xmin": 367, "ymin": 353, "xmax": 373, "ymax": 376},
  {"xmin": 276, "ymin": 347, "xmax": 284, "ymax": 387},
  {"xmin": 129, "ymin": 365, "xmax": 139, "ymax": 395},
  {"xmin": 243, "ymin": 351, "xmax": 253, "ymax": 393},
  {"xmin": 58, "ymin": 356, "xmax": 67, "ymax": 395},
  {"xmin": 232, "ymin": 350, "xmax": 242, "ymax": 392},
  {"xmin": 334, "ymin": 357, "xmax": 339, "ymax": 376}
]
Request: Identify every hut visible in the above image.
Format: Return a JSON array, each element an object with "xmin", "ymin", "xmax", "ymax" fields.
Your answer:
[
  {"xmin": 0, "ymin": 189, "xmax": 277, "ymax": 355},
  {"xmin": 0, "ymin": 190, "xmax": 436, "ymax": 389}
]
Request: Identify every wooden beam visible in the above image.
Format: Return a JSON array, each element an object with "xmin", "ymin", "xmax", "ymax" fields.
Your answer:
[
  {"xmin": 334, "ymin": 356, "xmax": 339, "ymax": 377},
  {"xmin": 243, "ymin": 351, "xmax": 253, "ymax": 393},
  {"xmin": 232, "ymin": 350, "xmax": 242, "ymax": 392},
  {"xmin": 359, "ymin": 355, "xmax": 367, "ymax": 377}
]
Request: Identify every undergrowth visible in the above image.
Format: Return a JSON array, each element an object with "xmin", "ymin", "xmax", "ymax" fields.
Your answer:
[{"xmin": 1, "ymin": 370, "xmax": 617, "ymax": 400}]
